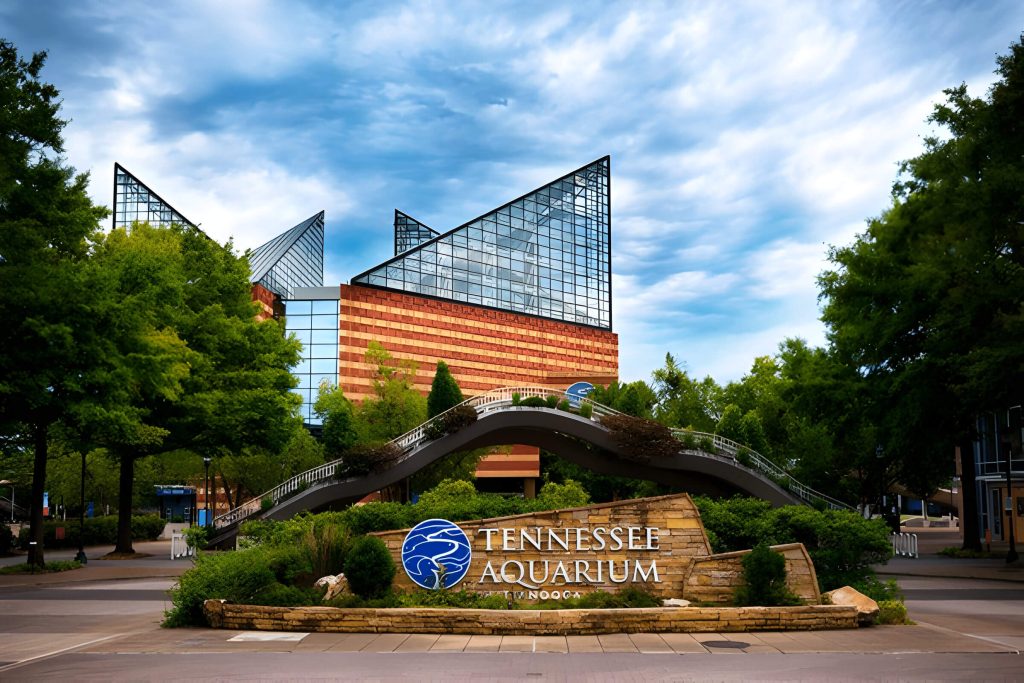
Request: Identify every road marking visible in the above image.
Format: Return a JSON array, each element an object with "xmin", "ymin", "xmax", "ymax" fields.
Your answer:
[
  {"xmin": 0, "ymin": 633, "xmax": 126, "ymax": 674},
  {"xmin": 228, "ymin": 631, "xmax": 309, "ymax": 642}
]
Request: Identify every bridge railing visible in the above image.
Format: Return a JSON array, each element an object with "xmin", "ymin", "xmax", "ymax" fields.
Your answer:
[{"xmin": 213, "ymin": 386, "xmax": 850, "ymax": 529}]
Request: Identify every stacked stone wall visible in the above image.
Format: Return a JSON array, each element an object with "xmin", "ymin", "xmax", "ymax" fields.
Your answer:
[
  {"xmin": 681, "ymin": 543, "xmax": 821, "ymax": 605},
  {"xmin": 204, "ymin": 601, "xmax": 859, "ymax": 634}
]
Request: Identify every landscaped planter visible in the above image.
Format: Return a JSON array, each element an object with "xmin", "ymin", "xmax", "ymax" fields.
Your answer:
[{"xmin": 203, "ymin": 600, "xmax": 860, "ymax": 635}]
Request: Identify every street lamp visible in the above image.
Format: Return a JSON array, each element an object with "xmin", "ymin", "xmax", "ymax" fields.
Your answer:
[
  {"xmin": 203, "ymin": 456, "xmax": 212, "ymax": 527},
  {"xmin": 0, "ymin": 480, "xmax": 13, "ymax": 523}
]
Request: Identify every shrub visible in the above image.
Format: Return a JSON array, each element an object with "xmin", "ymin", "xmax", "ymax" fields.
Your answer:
[
  {"xmin": 678, "ymin": 432, "xmax": 699, "ymax": 449},
  {"xmin": 183, "ymin": 525, "xmax": 208, "ymax": 550},
  {"xmin": 0, "ymin": 559, "xmax": 81, "ymax": 575},
  {"xmin": 544, "ymin": 395, "xmax": 559, "ymax": 409},
  {"xmin": 325, "ymin": 591, "xmax": 403, "ymax": 609},
  {"xmin": 336, "ymin": 442, "xmax": 403, "ymax": 478},
  {"xmin": 249, "ymin": 583, "xmax": 318, "ymax": 607},
  {"xmin": 400, "ymin": 588, "xmax": 508, "ymax": 609},
  {"xmin": 735, "ymin": 542, "xmax": 800, "ymax": 606},
  {"xmin": 534, "ymin": 479, "xmax": 590, "ymax": 510},
  {"xmin": 302, "ymin": 522, "xmax": 350, "ymax": 579},
  {"xmin": 697, "ymin": 436, "xmax": 716, "ymax": 453},
  {"xmin": 557, "ymin": 398, "xmax": 571, "ymax": 411},
  {"xmin": 341, "ymin": 502, "xmax": 411, "ymax": 535},
  {"xmin": 423, "ymin": 418, "xmax": 447, "ymax": 440},
  {"xmin": 439, "ymin": 404, "xmax": 477, "ymax": 434},
  {"xmin": 164, "ymin": 547, "xmax": 279, "ymax": 626},
  {"xmin": 519, "ymin": 396, "xmax": 548, "ymax": 408},
  {"xmin": 343, "ymin": 536, "xmax": 396, "ymax": 599},
  {"xmin": 533, "ymin": 587, "xmax": 661, "ymax": 610},
  {"xmin": 849, "ymin": 576, "xmax": 903, "ymax": 602},
  {"xmin": 694, "ymin": 496, "xmax": 893, "ymax": 591},
  {"xmin": 260, "ymin": 497, "xmax": 275, "ymax": 512},
  {"xmin": 511, "ymin": 392, "xmax": 521, "ymax": 406},
  {"xmin": 600, "ymin": 414, "xmax": 681, "ymax": 463},
  {"xmin": 876, "ymin": 599, "xmax": 910, "ymax": 625},
  {"xmin": 735, "ymin": 447, "xmax": 753, "ymax": 468},
  {"xmin": 579, "ymin": 402, "xmax": 593, "ymax": 419}
]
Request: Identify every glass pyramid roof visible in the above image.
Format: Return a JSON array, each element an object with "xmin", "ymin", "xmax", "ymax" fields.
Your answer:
[
  {"xmin": 248, "ymin": 211, "xmax": 325, "ymax": 299},
  {"xmin": 113, "ymin": 163, "xmax": 195, "ymax": 230},
  {"xmin": 353, "ymin": 157, "xmax": 611, "ymax": 329},
  {"xmin": 394, "ymin": 210, "xmax": 439, "ymax": 255}
]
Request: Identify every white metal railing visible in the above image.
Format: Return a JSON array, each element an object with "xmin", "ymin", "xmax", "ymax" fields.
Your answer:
[
  {"xmin": 891, "ymin": 532, "xmax": 919, "ymax": 558},
  {"xmin": 213, "ymin": 386, "xmax": 851, "ymax": 529}
]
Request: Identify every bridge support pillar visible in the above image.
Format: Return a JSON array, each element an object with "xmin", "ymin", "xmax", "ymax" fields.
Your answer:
[{"xmin": 523, "ymin": 478, "xmax": 536, "ymax": 499}]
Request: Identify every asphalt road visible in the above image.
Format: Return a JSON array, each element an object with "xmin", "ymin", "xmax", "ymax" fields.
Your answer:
[{"xmin": 0, "ymin": 571, "xmax": 1021, "ymax": 680}]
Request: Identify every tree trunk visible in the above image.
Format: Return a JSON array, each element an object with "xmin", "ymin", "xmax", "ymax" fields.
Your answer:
[
  {"xmin": 114, "ymin": 452, "xmax": 135, "ymax": 554},
  {"xmin": 27, "ymin": 422, "xmax": 48, "ymax": 568},
  {"xmin": 220, "ymin": 475, "xmax": 235, "ymax": 510},
  {"xmin": 958, "ymin": 438, "xmax": 982, "ymax": 551}
]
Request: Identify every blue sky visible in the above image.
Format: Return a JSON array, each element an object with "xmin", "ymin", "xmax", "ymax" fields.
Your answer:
[{"xmin": 5, "ymin": 1, "xmax": 1022, "ymax": 383}]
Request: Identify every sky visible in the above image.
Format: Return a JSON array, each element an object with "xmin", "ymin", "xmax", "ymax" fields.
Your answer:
[{"xmin": 3, "ymin": 1, "xmax": 1022, "ymax": 384}]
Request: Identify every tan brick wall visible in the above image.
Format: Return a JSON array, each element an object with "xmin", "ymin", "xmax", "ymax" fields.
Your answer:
[
  {"xmin": 372, "ymin": 494, "xmax": 712, "ymax": 600},
  {"xmin": 681, "ymin": 543, "xmax": 821, "ymax": 605},
  {"xmin": 205, "ymin": 601, "xmax": 860, "ymax": 634}
]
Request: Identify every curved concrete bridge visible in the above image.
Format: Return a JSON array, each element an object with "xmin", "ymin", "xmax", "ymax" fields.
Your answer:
[{"xmin": 208, "ymin": 387, "xmax": 848, "ymax": 547}]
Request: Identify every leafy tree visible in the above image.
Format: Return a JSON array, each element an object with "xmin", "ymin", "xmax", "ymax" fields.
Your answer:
[
  {"xmin": 589, "ymin": 381, "xmax": 657, "ymax": 418},
  {"xmin": 416, "ymin": 360, "xmax": 483, "ymax": 493},
  {"xmin": 426, "ymin": 361, "xmax": 463, "ymax": 418},
  {"xmin": 0, "ymin": 41, "xmax": 108, "ymax": 566},
  {"xmin": 819, "ymin": 36, "xmax": 1024, "ymax": 549},
  {"xmin": 651, "ymin": 354, "xmax": 722, "ymax": 431},
  {"xmin": 79, "ymin": 222, "xmax": 302, "ymax": 552},
  {"xmin": 314, "ymin": 383, "xmax": 358, "ymax": 457},
  {"xmin": 355, "ymin": 342, "xmax": 426, "ymax": 443}
]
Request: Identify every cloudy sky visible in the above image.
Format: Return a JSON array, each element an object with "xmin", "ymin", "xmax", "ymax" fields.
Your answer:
[{"xmin": 4, "ymin": 1, "xmax": 1022, "ymax": 383}]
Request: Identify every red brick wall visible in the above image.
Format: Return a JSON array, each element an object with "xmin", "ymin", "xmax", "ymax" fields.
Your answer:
[{"xmin": 339, "ymin": 284, "xmax": 618, "ymax": 400}]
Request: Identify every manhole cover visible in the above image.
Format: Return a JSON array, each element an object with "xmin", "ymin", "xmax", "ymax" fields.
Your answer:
[{"xmin": 702, "ymin": 640, "xmax": 749, "ymax": 649}]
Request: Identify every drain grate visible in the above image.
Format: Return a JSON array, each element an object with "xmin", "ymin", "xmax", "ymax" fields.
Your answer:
[{"xmin": 702, "ymin": 640, "xmax": 749, "ymax": 649}]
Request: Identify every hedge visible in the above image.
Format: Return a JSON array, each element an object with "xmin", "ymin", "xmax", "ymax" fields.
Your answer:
[{"xmin": 17, "ymin": 515, "xmax": 166, "ymax": 550}]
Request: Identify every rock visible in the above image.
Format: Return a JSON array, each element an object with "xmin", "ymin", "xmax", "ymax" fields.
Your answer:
[
  {"xmin": 314, "ymin": 573, "xmax": 349, "ymax": 601},
  {"xmin": 822, "ymin": 586, "xmax": 878, "ymax": 625},
  {"xmin": 661, "ymin": 598, "xmax": 691, "ymax": 607}
]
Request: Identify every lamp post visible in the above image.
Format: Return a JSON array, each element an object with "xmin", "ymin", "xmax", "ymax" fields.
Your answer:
[
  {"xmin": 0, "ymin": 480, "xmax": 13, "ymax": 523},
  {"xmin": 203, "ymin": 456, "xmax": 212, "ymax": 527},
  {"xmin": 75, "ymin": 451, "xmax": 87, "ymax": 564}
]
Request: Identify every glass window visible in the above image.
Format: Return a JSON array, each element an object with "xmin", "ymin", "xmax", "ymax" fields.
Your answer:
[
  {"xmin": 311, "ymin": 300, "xmax": 336, "ymax": 314},
  {"xmin": 311, "ymin": 329, "xmax": 337, "ymax": 344},
  {"xmin": 311, "ymin": 314, "xmax": 337, "ymax": 329},
  {"xmin": 311, "ymin": 358, "xmax": 337, "ymax": 374},
  {"xmin": 286, "ymin": 300, "xmax": 312, "ymax": 315}
]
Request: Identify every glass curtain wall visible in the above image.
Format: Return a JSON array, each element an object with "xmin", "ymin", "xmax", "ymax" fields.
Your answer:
[
  {"xmin": 394, "ymin": 210, "xmax": 440, "ymax": 255},
  {"xmin": 285, "ymin": 289, "xmax": 340, "ymax": 425},
  {"xmin": 113, "ymin": 163, "xmax": 195, "ymax": 229},
  {"xmin": 353, "ymin": 157, "xmax": 612, "ymax": 329}
]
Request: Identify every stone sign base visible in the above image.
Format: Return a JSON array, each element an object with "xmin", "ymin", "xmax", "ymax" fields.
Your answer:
[{"xmin": 204, "ymin": 600, "xmax": 860, "ymax": 635}]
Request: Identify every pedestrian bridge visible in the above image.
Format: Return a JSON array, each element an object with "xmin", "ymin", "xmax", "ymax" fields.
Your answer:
[{"xmin": 208, "ymin": 387, "xmax": 849, "ymax": 547}]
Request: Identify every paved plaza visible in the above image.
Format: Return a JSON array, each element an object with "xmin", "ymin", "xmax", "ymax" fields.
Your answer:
[{"xmin": 0, "ymin": 530, "xmax": 1022, "ymax": 679}]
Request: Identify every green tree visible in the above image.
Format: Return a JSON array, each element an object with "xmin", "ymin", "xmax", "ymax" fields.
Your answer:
[
  {"xmin": 80, "ymin": 222, "xmax": 302, "ymax": 552},
  {"xmin": 651, "ymin": 354, "xmax": 722, "ymax": 431},
  {"xmin": 426, "ymin": 361, "xmax": 463, "ymax": 418},
  {"xmin": 416, "ymin": 360, "xmax": 483, "ymax": 493},
  {"xmin": 355, "ymin": 342, "xmax": 426, "ymax": 443},
  {"xmin": 0, "ymin": 42, "xmax": 108, "ymax": 566},
  {"xmin": 589, "ymin": 381, "xmax": 657, "ymax": 418},
  {"xmin": 314, "ymin": 383, "xmax": 358, "ymax": 457},
  {"xmin": 819, "ymin": 36, "xmax": 1024, "ymax": 549}
]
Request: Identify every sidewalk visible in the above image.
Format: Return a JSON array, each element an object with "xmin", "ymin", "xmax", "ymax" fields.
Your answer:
[
  {"xmin": 875, "ymin": 527, "xmax": 1024, "ymax": 583},
  {"xmin": 0, "ymin": 539, "xmax": 191, "ymax": 586}
]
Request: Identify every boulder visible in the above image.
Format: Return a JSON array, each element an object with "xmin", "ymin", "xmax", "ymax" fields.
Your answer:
[
  {"xmin": 822, "ymin": 586, "xmax": 879, "ymax": 625},
  {"xmin": 661, "ymin": 598, "xmax": 691, "ymax": 607},
  {"xmin": 314, "ymin": 573, "xmax": 349, "ymax": 601}
]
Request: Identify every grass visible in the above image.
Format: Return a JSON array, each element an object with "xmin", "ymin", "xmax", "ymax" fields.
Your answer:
[
  {"xmin": 0, "ymin": 559, "xmax": 83, "ymax": 574},
  {"xmin": 937, "ymin": 546, "xmax": 1005, "ymax": 559}
]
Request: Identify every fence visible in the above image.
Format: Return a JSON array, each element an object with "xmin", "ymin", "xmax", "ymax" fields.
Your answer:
[{"xmin": 890, "ymin": 532, "xmax": 918, "ymax": 558}]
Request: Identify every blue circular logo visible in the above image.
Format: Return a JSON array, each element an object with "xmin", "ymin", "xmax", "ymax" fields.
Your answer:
[{"xmin": 401, "ymin": 519, "xmax": 472, "ymax": 590}]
